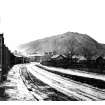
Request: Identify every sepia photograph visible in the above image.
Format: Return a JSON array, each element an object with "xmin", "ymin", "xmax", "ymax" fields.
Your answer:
[{"xmin": 0, "ymin": 0, "xmax": 105, "ymax": 102}]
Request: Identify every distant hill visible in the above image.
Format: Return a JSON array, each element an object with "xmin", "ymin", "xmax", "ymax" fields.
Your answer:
[
  {"xmin": 101, "ymin": 44, "xmax": 105, "ymax": 49},
  {"xmin": 18, "ymin": 32, "xmax": 105, "ymax": 59}
]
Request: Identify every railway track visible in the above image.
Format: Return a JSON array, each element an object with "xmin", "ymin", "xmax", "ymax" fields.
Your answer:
[
  {"xmin": 19, "ymin": 64, "xmax": 105, "ymax": 101},
  {"xmin": 37, "ymin": 64, "xmax": 105, "ymax": 82},
  {"xmin": 19, "ymin": 65, "xmax": 76, "ymax": 101},
  {"xmin": 36, "ymin": 65, "xmax": 105, "ymax": 91},
  {"xmin": 19, "ymin": 66, "xmax": 39, "ymax": 101},
  {"xmin": 30, "ymin": 64, "xmax": 105, "ymax": 100}
]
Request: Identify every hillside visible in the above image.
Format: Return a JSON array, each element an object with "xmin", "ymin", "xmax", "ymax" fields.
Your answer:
[{"xmin": 18, "ymin": 32, "xmax": 105, "ymax": 58}]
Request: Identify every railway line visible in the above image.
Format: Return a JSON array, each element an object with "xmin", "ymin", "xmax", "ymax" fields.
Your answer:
[
  {"xmin": 19, "ymin": 63, "xmax": 105, "ymax": 101},
  {"xmin": 36, "ymin": 65, "xmax": 105, "ymax": 90},
  {"xmin": 19, "ymin": 65, "xmax": 76, "ymax": 101}
]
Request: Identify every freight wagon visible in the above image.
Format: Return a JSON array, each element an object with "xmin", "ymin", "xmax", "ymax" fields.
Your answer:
[{"xmin": 0, "ymin": 34, "xmax": 17, "ymax": 82}]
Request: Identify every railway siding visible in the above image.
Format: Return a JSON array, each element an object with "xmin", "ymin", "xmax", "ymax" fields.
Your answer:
[{"xmin": 28, "ymin": 63, "xmax": 105, "ymax": 100}]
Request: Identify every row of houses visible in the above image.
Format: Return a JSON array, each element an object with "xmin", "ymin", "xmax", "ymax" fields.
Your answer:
[
  {"xmin": 26, "ymin": 53, "xmax": 105, "ymax": 67},
  {"xmin": 27, "ymin": 53, "xmax": 105, "ymax": 63}
]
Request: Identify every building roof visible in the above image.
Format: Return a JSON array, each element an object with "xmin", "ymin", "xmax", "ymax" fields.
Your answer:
[
  {"xmin": 15, "ymin": 55, "xmax": 23, "ymax": 57},
  {"xmin": 103, "ymin": 56, "xmax": 105, "ymax": 59},
  {"xmin": 27, "ymin": 53, "xmax": 44, "ymax": 57},
  {"xmin": 51, "ymin": 55, "xmax": 60, "ymax": 59},
  {"xmin": 51, "ymin": 54, "xmax": 66, "ymax": 59},
  {"xmin": 72, "ymin": 55, "xmax": 87, "ymax": 60},
  {"xmin": 91, "ymin": 55, "xmax": 101, "ymax": 60},
  {"xmin": 79, "ymin": 56, "xmax": 87, "ymax": 60}
]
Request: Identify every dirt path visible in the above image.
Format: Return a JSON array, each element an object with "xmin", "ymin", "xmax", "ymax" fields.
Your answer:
[{"xmin": 0, "ymin": 65, "xmax": 35, "ymax": 101}]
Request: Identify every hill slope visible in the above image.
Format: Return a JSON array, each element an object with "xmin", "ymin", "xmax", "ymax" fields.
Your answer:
[{"xmin": 18, "ymin": 32, "xmax": 105, "ymax": 58}]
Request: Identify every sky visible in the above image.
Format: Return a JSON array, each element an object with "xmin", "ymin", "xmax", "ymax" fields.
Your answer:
[{"xmin": 0, "ymin": 0, "xmax": 105, "ymax": 52}]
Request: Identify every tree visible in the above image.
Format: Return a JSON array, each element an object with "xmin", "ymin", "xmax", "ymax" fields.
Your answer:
[
  {"xmin": 68, "ymin": 40, "xmax": 75, "ymax": 59},
  {"xmin": 81, "ymin": 47, "xmax": 94, "ymax": 60}
]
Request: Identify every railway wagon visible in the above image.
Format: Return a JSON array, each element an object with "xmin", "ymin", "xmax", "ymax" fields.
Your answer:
[
  {"xmin": 0, "ymin": 34, "xmax": 4, "ymax": 81},
  {"xmin": 0, "ymin": 34, "xmax": 16, "ymax": 82}
]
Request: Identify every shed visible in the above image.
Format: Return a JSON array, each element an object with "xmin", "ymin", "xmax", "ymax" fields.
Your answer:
[{"xmin": 51, "ymin": 54, "xmax": 66, "ymax": 60}]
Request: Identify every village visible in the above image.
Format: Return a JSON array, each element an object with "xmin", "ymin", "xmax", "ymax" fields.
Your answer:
[{"xmin": 24, "ymin": 51, "xmax": 105, "ymax": 74}]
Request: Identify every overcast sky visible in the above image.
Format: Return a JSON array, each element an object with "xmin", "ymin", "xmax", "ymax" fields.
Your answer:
[{"xmin": 0, "ymin": 0, "xmax": 105, "ymax": 51}]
